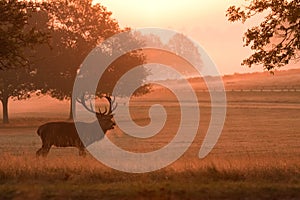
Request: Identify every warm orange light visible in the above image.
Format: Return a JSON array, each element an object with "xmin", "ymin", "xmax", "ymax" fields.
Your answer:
[{"xmin": 94, "ymin": 0, "xmax": 231, "ymax": 27}]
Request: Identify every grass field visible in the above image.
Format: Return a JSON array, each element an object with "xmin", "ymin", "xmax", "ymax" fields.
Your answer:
[{"xmin": 0, "ymin": 89, "xmax": 299, "ymax": 199}]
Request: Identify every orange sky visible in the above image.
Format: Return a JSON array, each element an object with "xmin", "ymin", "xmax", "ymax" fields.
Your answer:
[{"xmin": 96, "ymin": 0, "xmax": 298, "ymax": 75}]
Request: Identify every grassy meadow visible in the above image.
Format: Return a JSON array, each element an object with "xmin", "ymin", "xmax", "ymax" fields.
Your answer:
[{"xmin": 0, "ymin": 73, "xmax": 300, "ymax": 199}]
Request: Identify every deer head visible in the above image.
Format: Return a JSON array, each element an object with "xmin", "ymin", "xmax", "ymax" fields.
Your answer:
[{"xmin": 76, "ymin": 95, "xmax": 117, "ymax": 133}]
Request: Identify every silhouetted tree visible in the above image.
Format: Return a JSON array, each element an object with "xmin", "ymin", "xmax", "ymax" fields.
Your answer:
[
  {"xmin": 226, "ymin": 0, "xmax": 300, "ymax": 71},
  {"xmin": 32, "ymin": 0, "xmax": 149, "ymax": 119},
  {"xmin": 0, "ymin": 68, "xmax": 36, "ymax": 124},
  {"xmin": 41, "ymin": 0, "xmax": 120, "ymax": 119},
  {"xmin": 0, "ymin": 1, "xmax": 47, "ymax": 123}
]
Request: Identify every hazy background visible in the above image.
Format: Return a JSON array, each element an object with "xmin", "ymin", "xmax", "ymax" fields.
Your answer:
[{"xmin": 97, "ymin": 0, "xmax": 299, "ymax": 75}]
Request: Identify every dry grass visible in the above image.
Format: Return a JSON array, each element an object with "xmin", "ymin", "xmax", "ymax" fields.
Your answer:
[
  {"xmin": 0, "ymin": 90, "xmax": 300, "ymax": 199},
  {"xmin": 0, "ymin": 153, "xmax": 299, "ymax": 199},
  {"xmin": 0, "ymin": 153, "xmax": 298, "ymax": 181}
]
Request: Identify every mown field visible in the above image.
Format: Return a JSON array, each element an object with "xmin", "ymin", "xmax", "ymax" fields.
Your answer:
[{"xmin": 0, "ymin": 90, "xmax": 299, "ymax": 199}]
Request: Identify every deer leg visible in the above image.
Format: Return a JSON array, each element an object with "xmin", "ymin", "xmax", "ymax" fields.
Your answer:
[
  {"xmin": 78, "ymin": 147, "xmax": 86, "ymax": 157},
  {"xmin": 36, "ymin": 144, "xmax": 51, "ymax": 157}
]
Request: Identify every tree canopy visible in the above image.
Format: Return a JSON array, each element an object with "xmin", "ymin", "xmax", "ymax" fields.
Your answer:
[
  {"xmin": 0, "ymin": 0, "xmax": 46, "ymax": 70},
  {"xmin": 31, "ymin": 0, "xmax": 149, "ymax": 119},
  {"xmin": 226, "ymin": 0, "xmax": 300, "ymax": 71},
  {"xmin": 33, "ymin": 0, "xmax": 120, "ymax": 100}
]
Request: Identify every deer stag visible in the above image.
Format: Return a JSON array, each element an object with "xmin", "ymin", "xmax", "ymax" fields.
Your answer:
[{"xmin": 36, "ymin": 95, "xmax": 117, "ymax": 157}]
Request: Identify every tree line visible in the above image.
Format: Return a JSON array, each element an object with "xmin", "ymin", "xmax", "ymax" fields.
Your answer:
[
  {"xmin": 0, "ymin": 0, "xmax": 204, "ymax": 124},
  {"xmin": 1, "ymin": 0, "xmax": 298, "ymax": 124}
]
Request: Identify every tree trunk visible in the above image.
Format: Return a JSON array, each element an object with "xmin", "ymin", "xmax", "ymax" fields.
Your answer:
[
  {"xmin": 68, "ymin": 97, "xmax": 76, "ymax": 120},
  {"xmin": 1, "ymin": 96, "xmax": 9, "ymax": 124}
]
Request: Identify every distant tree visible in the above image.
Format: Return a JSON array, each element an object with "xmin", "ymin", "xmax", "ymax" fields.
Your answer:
[
  {"xmin": 226, "ymin": 0, "xmax": 300, "ymax": 71},
  {"xmin": 0, "ymin": 0, "xmax": 46, "ymax": 70},
  {"xmin": 166, "ymin": 33, "xmax": 202, "ymax": 78},
  {"xmin": 167, "ymin": 33, "xmax": 202, "ymax": 68},
  {"xmin": 142, "ymin": 33, "xmax": 165, "ymax": 47}
]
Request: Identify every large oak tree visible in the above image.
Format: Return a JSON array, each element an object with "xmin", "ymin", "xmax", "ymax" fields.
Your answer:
[{"xmin": 33, "ymin": 0, "xmax": 149, "ymax": 119}]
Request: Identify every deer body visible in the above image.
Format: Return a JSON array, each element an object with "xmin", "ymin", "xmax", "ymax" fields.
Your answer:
[{"xmin": 36, "ymin": 96, "xmax": 117, "ymax": 157}]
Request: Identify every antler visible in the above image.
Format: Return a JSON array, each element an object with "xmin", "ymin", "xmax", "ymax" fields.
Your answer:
[
  {"xmin": 103, "ymin": 95, "xmax": 117, "ymax": 115},
  {"xmin": 76, "ymin": 94, "xmax": 117, "ymax": 115},
  {"xmin": 76, "ymin": 94, "xmax": 96, "ymax": 114}
]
